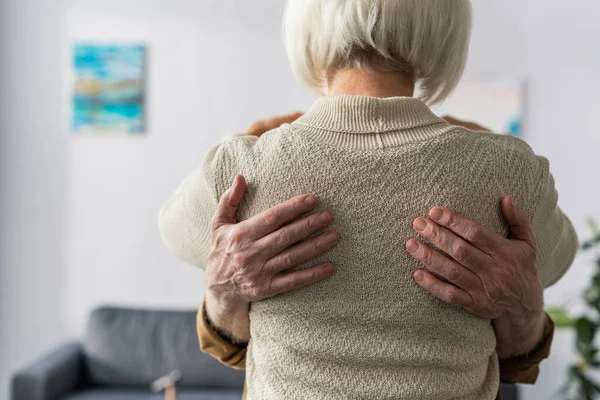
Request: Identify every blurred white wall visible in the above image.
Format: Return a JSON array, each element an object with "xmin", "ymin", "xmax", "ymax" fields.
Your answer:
[
  {"xmin": 0, "ymin": 0, "xmax": 69, "ymax": 398},
  {"xmin": 1, "ymin": 0, "xmax": 600, "ymax": 398}
]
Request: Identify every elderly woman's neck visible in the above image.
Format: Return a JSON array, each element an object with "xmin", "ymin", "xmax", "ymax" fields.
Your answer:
[{"xmin": 327, "ymin": 68, "xmax": 415, "ymax": 98}]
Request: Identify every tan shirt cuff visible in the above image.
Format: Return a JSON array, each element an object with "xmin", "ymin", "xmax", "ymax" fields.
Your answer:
[
  {"xmin": 196, "ymin": 298, "xmax": 247, "ymax": 371},
  {"xmin": 498, "ymin": 312, "xmax": 555, "ymax": 384}
]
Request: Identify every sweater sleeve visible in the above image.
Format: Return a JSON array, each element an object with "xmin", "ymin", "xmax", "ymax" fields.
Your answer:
[
  {"xmin": 531, "ymin": 157, "xmax": 578, "ymax": 288},
  {"xmin": 157, "ymin": 144, "xmax": 224, "ymax": 269},
  {"xmin": 158, "ymin": 134, "xmax": 255, "ymax": 268}
]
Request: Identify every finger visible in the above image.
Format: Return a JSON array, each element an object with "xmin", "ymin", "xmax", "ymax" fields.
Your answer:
[
  {"xmin": 256, "ymin": 211, "xmax": 334, "ymax": 258},
  {"xmin": 240, "ymin": 194, "xmax": 319, "ymax": 241},
  {"xmin": 245, "ymin": 121, "xmax": 267, "ymax": 136},
  {"xmin": 406, "ymin": 239, "xmax": 480, "ymax": 292},
  {"xmin": 264, "ymin": 230, "xmax": 339, "ymax": 274},
  {"xmin": 413, "ymin": 217, "xmax": 488, "ymax": 270},
  {"xmin": 501, "ymin": 195, "xmax": 536, "ymax": 248},
  {"xmin": 427, "ymin": 207, "xmax": 509, "ymax": 256},
  {"xmin": 442, "ymin": 115, "xmax": 490, "ymax": 131},
  {"xmin": 245, "ymin": 112, "xmax": 304, "ymax": 136},
  {"xmin": 268, "ymin": 262, "xmax": 336, "ymax": 296},
  {"xmin": 414, "ymin": 270, "xmax": 474, "ymax": 308},
  {"xmin": 212, "ymin": 175, "xmax": 247, "ymax": 229},
  {"xmin": 264, "ymin": 112, "xmax": 304, "ymax": 129}
]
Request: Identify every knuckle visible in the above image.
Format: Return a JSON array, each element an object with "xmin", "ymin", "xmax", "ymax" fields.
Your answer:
[
  {"xmin": 241, "ymin": 278, "xmax": 264, "ymax": 297},
  {"xmin": 421, "ymin": 249, "xmax": 434, "ymax": 268},
  {"xmin": 452, "ymin": 242, "xmax": 469, "ymax": 264},
  {"xmin": 446, "ymin": 266, "xmax": 461, "ymax": 282},
  {"xmin": 429, "ymin": 281, "xmax": 440, "ymax": 295},
  {"xmin": 257, "ymin": 284, "xmax": 271, "ymax": 298},
  {"xmin": 428, "ymin": 224, "xmax": 442, "ymax": 243},
  {"xmin": 313, "ymin": 237, "xmax": 323, "ymax": 251},
  {"xmin": 227, "ymin": 230, "xmax": 243, "ymax": 246},
  {"xmin": 445, "ymin": 289, "xmax": 456, "ymax": 304},
  {"xmin": 463, "ymin": 225, "xmax": 481, "ymax": 242},
  {"xmin": 262, "ymin": 210, "xmax": 279, "ymax": 226},
  {"xmin": 287, "ymin": 275, "xmax": 301, "ymax": 289},
  {"xmin": 282, "ymin": 251, "xmax": 295, "ymax": 268},
  {"xmin": 232, "ymin": 252, "xmax": 250, "ymax": 270},
  {"xmin": 304, "ymin": 215, "xmax": 316, "ymax": 230},
  {"xmin": 247, "ymin": 285, "xmax": 263, "ymax": 299},
  {"xmin": 275, "ymin": 229, "xmax": 292, "ymax": 246},
  {"xmin": 444, "ymin": 212, "xmax": 456, "ymax": 227}
]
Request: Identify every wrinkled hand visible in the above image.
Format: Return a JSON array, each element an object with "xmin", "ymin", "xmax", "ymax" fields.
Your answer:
[
  {"xmin": 406, "ymin": 195, "xmax": 546, "ymax": 357},
  {"xmin": 205, "ymin": 175, "xmax": 338, "ymax": 342},
  {"xmin": 245, "ymin": 111, "xmax": 304, "ymax": 137}
]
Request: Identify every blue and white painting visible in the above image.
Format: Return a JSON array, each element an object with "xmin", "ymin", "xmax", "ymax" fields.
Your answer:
[{"xmin": 73, "ymin": 44, "xmax": 146, "ymax": 134}]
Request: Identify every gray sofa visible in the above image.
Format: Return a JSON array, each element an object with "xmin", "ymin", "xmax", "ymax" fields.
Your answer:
[
  {"xmin": 11, "ymin": 307, "xmax": 245, "ymax": 400},
  {"xmin": 11, "ymin": 306, "xmax": 518, "ymax": 400}
]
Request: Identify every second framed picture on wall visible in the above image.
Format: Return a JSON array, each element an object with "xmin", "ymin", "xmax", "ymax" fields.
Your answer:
[
  {"xmin": 72, "ymin": 43, "xmax": 147, "ymax": 135},
  {"xmin": 432, "ymin": 78, "xmax": 524, "ymax": 137}
]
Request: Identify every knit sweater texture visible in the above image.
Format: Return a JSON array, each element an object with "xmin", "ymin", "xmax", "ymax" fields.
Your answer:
[{"xmin": 159, "ymin": 95, "xmax": 578, "ymax": 400}]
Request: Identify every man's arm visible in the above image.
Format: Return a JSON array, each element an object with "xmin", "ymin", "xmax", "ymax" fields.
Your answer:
[
  {"xmin": 497, "ymin": 313, "xmax": 555, "ymax": 384},
  {"xmin": 197, "ymin": 298, "xmax": 247, "ymax": 370}
]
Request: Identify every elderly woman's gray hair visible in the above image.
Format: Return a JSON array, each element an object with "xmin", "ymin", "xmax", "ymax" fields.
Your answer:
[{"xmin": 284, "ymin": 0, "xmax": 472, "ymax": 104}]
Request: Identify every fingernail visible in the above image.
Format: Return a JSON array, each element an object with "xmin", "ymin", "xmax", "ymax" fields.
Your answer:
[
  {"xmin": 413, "ymin": 218, "xmax": 427, "ymax": 232},
  {"xmin": 414, "ymin": 271, "xmax": 424, "ymax": 282},
  {"xmin": 429, "ymin": 208, "xmax": 443, "ymax": 221},
  {"xmin": 319, "ymin": 211, "xmax": 332, "ymax": 223},
  {"xmin": 509, "ymin": 196, "xmax": 516, "ymax": 210},
  {"xmin": 406, "ymin": 240, "xmax": 419, "ymax": 253},
  {"xmin": 324, "ymin": 263, "xmax": 336, "ymax": 275},
  {"xmin": 305, "ymin": 195, "xmax": 317, "ymax": 206},
  {"xmin": 325, "ymin": 230, "xmax": 339, "ymax": 243}
]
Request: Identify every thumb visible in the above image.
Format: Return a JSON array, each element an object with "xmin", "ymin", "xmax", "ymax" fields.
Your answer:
[
  {"xmin": 502, "ymin": 195, "xmax": 536, "ymax": 247},
  {"xmin": 213, "ymin": 175, "xmax": 247, "ymax": 229}
]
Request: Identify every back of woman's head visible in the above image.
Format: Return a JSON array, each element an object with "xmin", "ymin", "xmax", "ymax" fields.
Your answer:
[{"xmin": 284, "ymin": 0, "xmax": 472, "ymax": 105}]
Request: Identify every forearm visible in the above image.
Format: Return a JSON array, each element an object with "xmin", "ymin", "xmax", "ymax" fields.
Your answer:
[
  {"xmin": 496, "ymin": 312, "xmax": 555, "ymax": 384},
  {"xmin": 197, "ymin": 298, "xmax": 247, "ymax": 370},
  {"xmin": 493, "ymin": 310, "xmax": 547, "ymax": 359},
  {"xmin": 205, "ymin": 292, "xmax": 251, "ymax": 343}
]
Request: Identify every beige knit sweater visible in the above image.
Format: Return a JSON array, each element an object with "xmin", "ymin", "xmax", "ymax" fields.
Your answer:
[{"xmin": 159, "ymin": 96, "xmax": 578, "ymax": 400}]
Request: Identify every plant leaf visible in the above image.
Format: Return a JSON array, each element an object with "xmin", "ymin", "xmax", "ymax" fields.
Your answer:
[
  {"xmin": 547, "ymin": 307, "xmax": 575, "ymax": 328},
  {"xmin": 576, "ymin": 318, "xmax": 596, "ymax": 346},
  {"xmin": 585, "ymin": 286, "xmax": 600, "ymax": 305}
]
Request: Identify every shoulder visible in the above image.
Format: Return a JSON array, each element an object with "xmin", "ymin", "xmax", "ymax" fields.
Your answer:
[
  {"xmin": 210, "ymin": 124, "xmax": 291, "ymax": 155},
  {"xmin": 446, "ymin": 127, "xmax": 548, "ymax": 171},
  {"xmin": 445, "ymin": 127, "xmax": 551, "ymax": 212},
  {"xmin": 448, "ymin": 127, "xmax": 532, "ymax": 154},
  {"xmin": 201, "ymin": 127, "xmax": 289, "ymax": 196}
]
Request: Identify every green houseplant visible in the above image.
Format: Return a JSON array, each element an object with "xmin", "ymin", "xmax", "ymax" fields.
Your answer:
[{"xmin": 547, "ymin": 220, "xmax": 600, "ymax": 399}]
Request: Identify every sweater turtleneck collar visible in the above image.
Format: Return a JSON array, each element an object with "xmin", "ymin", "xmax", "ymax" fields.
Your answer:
[{"xmin": 292, "ymin": 95, "xmax": 453, "ymax": 149}]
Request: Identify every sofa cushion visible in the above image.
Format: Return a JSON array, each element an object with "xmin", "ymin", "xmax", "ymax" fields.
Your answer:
[
  {"xmin": 83, "ymin": 307, "xmax": 245, "ymax": 389},
  {"xmin": 65, "ymin": 388, "xmax": 243, "ymax": 400}
]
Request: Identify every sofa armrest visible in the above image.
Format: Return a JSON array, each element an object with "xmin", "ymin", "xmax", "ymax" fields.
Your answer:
[{"xmin": 11, "ymin": 341, "xmax": 85, "ymax": 400}]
